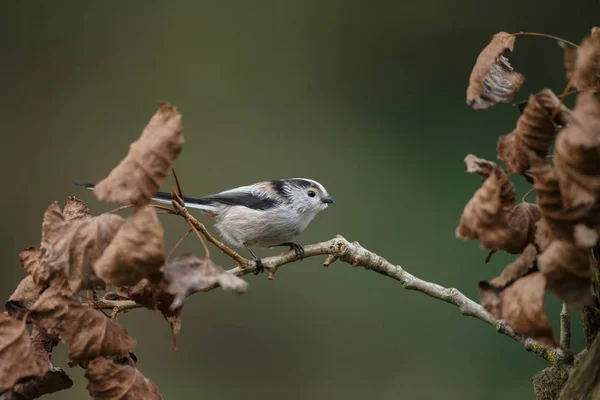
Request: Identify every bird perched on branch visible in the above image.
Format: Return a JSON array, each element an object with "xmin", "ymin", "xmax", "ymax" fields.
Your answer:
[{"xmin": 76, "ymin": 178, "xmax": 334, "ymax": 274}]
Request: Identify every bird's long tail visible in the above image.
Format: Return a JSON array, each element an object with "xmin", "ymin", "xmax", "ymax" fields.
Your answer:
[{"xmin": 74, "ymin": 183, "xmax": 220, "ymax": 212}]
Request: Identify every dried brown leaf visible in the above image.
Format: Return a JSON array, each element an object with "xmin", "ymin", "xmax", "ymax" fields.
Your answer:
[
  {"xmin": 467, "ymin": 32, "xmax": 525, "ymax": 109},
  {"xmin": 554, "ymin": 92, "xmax": 600, "ymax": 209},
  {"xmin": 93, "ymin": 103, "xmax": 184, "ymax": 205},
  {"xmin": 0, "ymin": 314, "xmax": 46, "ymax": 389},
  {"xmin": 120, "ymin": 280, "xmax": 181, "ymax": 345},
  {"xmin": 62, "ymin": 196, "xmax": 91, "ymax": 221},
  {"xmin": 500, "ymin": 273, "xmax": 557, "ymax": 346},
  {"xmin": 93, "ymin": 206, "xmax": 165, "ymax": 287},
  {"xmin": 11, "ymin": 328, "xmax": 73, "ymax": 399},
  {"xmin": 497, "ymin": 90, "xmax": 561, "ymax": 175},
  {"xmin": 166, "ymin": 254, "xmax": 248, "ymax": 310},
  {"xmin": 479, "ymin": 244, "xmax": 538, "ymax": 316},
  {"xmin": 457, "ymin": 157, "xmax": 539, "ymax": 253},
  {"xmin": 560, "ymin": 42, "xmax": 578, "ymax": 83},
  {"xmin": 530, "ymin": 158, "xmax": 592, "ymax": 242},
  {"xmin": 19, "ymin": 248, "xmax": 48, "ymax": 289},
  {"xmin": 538, "ymin": 239, "xmax": 592, "ymax": 310},
  {"xmin": 573, "ymin": 27, "xmax": 600, "ymax": 90},
  {"xmin": 40, "ymin": 201, "xmax": 125, "ymax": 294},
  {"xmin": 5, "ymin": 276, "xmax": 43, "ymax": 319},
  {"xmin": 85, "ymin": 356, "xmax": 162, "ymax": 400},
  {"xmin": 30, "ymin": 293, "xmax": 136, "ymax": 362}
]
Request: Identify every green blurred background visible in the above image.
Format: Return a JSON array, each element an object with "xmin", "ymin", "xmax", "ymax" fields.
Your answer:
[{"xmin": 1, "ymin": 1, "xmax": 597, "ymax": 399}]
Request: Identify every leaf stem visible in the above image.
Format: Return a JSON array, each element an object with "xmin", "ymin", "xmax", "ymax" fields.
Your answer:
[{"xmin": 511, "ymin": 31, "xmax": 579, "ymax": 48}]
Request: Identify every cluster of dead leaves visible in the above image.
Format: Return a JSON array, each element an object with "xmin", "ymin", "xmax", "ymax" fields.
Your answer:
[
  {"xmin": 2, "ymin": 103, "xmax": 248, "ymax": 399},
  {"xmin": 459, "ymin": 28, "xmax": 600, "ymax": 346}
]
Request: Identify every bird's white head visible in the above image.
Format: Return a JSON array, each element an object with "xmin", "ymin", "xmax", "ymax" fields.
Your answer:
[{"xmin": 277, "ymin": 178, "xmax": 334, "ymax": 213}]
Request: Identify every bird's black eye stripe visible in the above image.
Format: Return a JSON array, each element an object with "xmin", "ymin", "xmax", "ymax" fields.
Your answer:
[{"xmin": 307, "ymin": 190, "xmax": 316, "ymax": 197}]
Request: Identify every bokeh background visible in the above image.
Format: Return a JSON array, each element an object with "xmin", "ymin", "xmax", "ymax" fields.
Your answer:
[{"xmin": 1, "ymin": 1, "xmax": 597, "ymax": 399}]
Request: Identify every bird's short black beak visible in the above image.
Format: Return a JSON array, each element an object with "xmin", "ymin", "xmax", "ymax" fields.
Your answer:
[{"xmin": 322, "ymin": 197, "xmax": 335, "ymax": 204}]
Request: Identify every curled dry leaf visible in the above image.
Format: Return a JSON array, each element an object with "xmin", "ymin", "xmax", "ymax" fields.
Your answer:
[
  {"xmin": 467, "ymin": 32, "xmax": 525, "ymax": 109},
  {"xmin": 20, "ymin": 248, "xmax": 48, "ymax": 290},
  {"xmin": 491, "ymin": 272, "xmax": 557, "ymax": 346},
  {"xmin": 0, "ymin": 314, "xmax": 46, "ymax": 389},
  {"xmin": 120, "ymin": 280, "xmax": 181, "ymax": 345},
  {"xmin": 554, "ymin": 92, "xmax": 600, "ymax": 209},
  {"xmin": 93, "ymin": 103, "xmax": 184, "ymax": 205},
  {"xmin": 40, "ymin": 201, "xmax": 124, "ymax": 294},
  {"xmin": 30, "ymin": 292, "xmax": 136, "ymax": 362},
  {"xmin": 573, "ymin": 27, "xmax": 600, "ymax": 90},
  {"xmin": 10, "ymin": 328, "xmax": 73, "ymax": 399},
  {"xmin": 560, "ymin": 42, "xmax": 578, "ymax": 83},
  {"xmin": 165, "ymin": 254, "xmax": 249, "ymax": 310},
  {"xmin": 94, "ymin": 206, "xmax": 165, "ymax": 287},
  {"xmin": 5, "ymin": 276, "xmax": 42, "ymax": 320},
  {"xmin": 529, "ymin": 157, "xmax": 592, "ymax": 242},
  {"xmin": 85, "ymin": 356, "xmax": 162, "ymax": 400},
  {"xmin": 538, "ymin": 239, "xmax": 592, "ymax": 310},
  {"xmin": 479, "ymin": 244, "xmax": 538, "ymax": 316},
  {"xmin": 457, "ymin": 156, "xmax": 540, "ymax": 253},
  {"xmin": 497, "ymin": 90, "xmax": 562, "ymax": 175},
  {"xmin": 62, "ymin": 196, "xmax": 91, "ymax": 221}
]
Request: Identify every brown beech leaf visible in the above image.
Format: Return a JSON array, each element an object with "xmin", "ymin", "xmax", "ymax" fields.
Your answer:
[
  {"xmin": 462, "ymin": 154, "xmax": 516, "ymax": 208},
  {"xmin": 479, "ymin": 244, "xmax": 538, "ymax": 316},
  {"xmin": 5, "ymin": 276, "xmax": 43, "ymax": 319},
  {"xmin": 457, "ymin": 156, "xmax": 540, "ymax": 253},
  {"xmin": 165, "ymin": 254, "xmax": 249, "ymax": 310},
  {"xmin": 467, "ymin": 32, "xmax": 525, "ymax": 109},
  {"xmin": 573, "ymin": 27, "xmax": 600, "ymax": 90},
  {"xmin": 20, "ymin": 248, "xmax": 48, "ymax": 290},
  {"xmin": 554, "ymin": 92, "xmax": 600, "ymax": 209},
  {"xmin": 120, "ymin": 280, "xmax": 181, "ymax": 345},
  {"xmin": 30, "ymin": 293, "xmax": 136, "ymax": 362},
  {"xmin": 530, "ymin": 157, "xmax": 592, "ymax": 241},
  {"xmin": 62, "ymin": 196, "xmax": 91, "ymax": 221},
  {"xmin": 492, "ymin": 272, "xmax": 557, "ymax": 346},
  {"xmin": 85, "ymin": 356, "xmax": 162, "ymax": 400},
  {"xmin": 560, "ymin": 42, "xmax": 578, "ymax": 83},
  {"xmin": 497, "ymin": 90, "xmax": 561, "ymax": 175},
  {"xmin": 0, "ymin": 314, "xmax": 46, "ymax": 389},
  {"xmin": 93, "ymin": 103, "xmax": 184, "ymax": 205},
  {"xmin": 11, "ymin": 328, "xmax": 73, "ymax": 399},
  {"xmin": 538, "ymin": 239, "xmax": 593, "ymax": 310},
  {"xmin": 93, "ymin": 206, "xmax": 165, "ymax": 287},
  {"xmin": 40, "ymin": 201, "xmax": 124, "ymax": 294}
]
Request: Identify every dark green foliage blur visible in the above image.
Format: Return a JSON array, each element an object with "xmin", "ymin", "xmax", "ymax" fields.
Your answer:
[{"xmin": 1, "ymin": 1, "xmax": 597, "ymax": 398}]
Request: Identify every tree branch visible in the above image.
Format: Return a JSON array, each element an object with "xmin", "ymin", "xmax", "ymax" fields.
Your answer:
[
  {"xmin": 561, "ymin": 302, "xmax": 572, "ymax": 351},
  {"xmin": 208, "ymin": 235, "xmax": 572, "ymax": 368}
]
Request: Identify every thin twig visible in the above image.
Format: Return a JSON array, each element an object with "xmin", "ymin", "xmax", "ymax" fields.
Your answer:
[
  {"xmin": 168, "ymin": 228, "xmax": 194, "ymax": 260},
  {"xmin": 552, "ymin": 73, "xmax": 577, "ymax": 120},
  {"xmin": 87, "ymin": 298, "xmax": 142, "ymax": 311},
  {"xmin": 560, "ymin": 302, "xmax": 572, "ymax": 351},
  {"xmin": 522, "ymin": 187, "xmax": 535, "ymax": 203},
  {"xmin": 171, "ymin": 167, "xmax": 184, "ymax": 200},
  {"xmin": 510, "ymin": 31, "xmax": 579, "ymax": 48},
  {"xmin": 194, "ymin": 235, "xmax": 572, "ymax": 368},
  {"xmin": 171, "ymin": 192, "xmax": 246, "ymax": 265}
]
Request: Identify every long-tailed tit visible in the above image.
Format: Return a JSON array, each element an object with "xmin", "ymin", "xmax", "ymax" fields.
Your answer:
[{"xmin": 76, "ymin": 178, "xmax": 334, "ymax": 274}]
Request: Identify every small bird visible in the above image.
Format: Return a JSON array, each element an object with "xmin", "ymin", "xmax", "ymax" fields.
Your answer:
[{"xmin": 76, "ymin": 178, "xmax": 334, "ymax": 274}]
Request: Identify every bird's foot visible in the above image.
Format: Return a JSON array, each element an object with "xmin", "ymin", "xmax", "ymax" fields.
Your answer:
[
  {"xmin": 288, "ymin": 242, "xmax": 305, "ymax": 260},
  {"xmin": 252, "ymin": 257, "xmax": 264, "ymax": 275}
]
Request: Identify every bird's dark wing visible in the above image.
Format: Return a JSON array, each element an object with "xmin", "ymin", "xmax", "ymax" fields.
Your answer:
[{"xmin": 205, "ymin": 191, "xmax": 278, "ymax": 210}]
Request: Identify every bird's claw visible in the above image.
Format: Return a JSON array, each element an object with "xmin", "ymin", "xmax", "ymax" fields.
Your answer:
[
  {"xmin": 289, "ymin": 243, "xmax": 305, "ymax": 260},
  {"xmin": 252, "ymin": 258, "xmax": 264, "ymax": 275}
]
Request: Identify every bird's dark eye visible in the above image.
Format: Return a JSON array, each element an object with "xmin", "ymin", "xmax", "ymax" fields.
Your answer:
[{"xmin": 307, "ymin": 190, "xmax": 316, "ymax": 197}]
